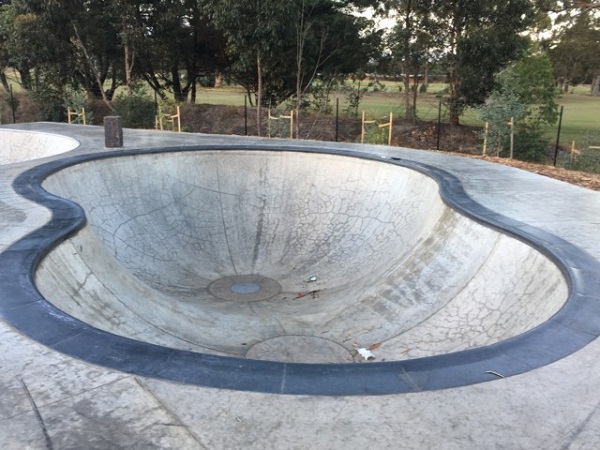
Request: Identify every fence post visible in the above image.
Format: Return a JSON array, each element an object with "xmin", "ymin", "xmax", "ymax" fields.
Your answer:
[
  {"xmin": 361, "ymin": 111, "xmax": 377, "ymax": 144},
  {"xmin": 335, "ymin": 98, "xmax": 339, "ymax": 142},
  {"xmin": 104, "ymin": 116, "xmax": 123, "ymax": 148},
  {"xmin": 9, "ymin": 85, "xmax": 16, "ymax": 124},
  {"xmin": 436, "ymin": 100, "xmax": 442, "ymax": 150},
  {"xmin": 244, "ymin": 95, "xmax": 248, "ymax": 136},
  {"xmin": 509, "ymin": 117, "xmax": 514, "ymax": 159},
  {"xmin": 482, "ymin": 122, "xmax": 489, "ymax": 156},
  {"xmin": 554, "ymin": 105, "xmax": 564, "ymax": 167}
]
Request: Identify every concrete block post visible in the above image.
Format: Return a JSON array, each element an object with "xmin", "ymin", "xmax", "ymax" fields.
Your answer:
[{"xmin": 104, "ymin": 116, "xmax": 123, "ymax": 148}]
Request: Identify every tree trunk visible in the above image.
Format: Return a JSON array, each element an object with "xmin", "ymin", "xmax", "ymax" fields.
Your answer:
[
  {"xmin": 0, "ymin": 71, "xmax": 9, "ymax": 92},
  {"xmin": 191, "ymin": 78, "xmax": 197, "ymax": 103},
  {"xmin": 447, "ymin": 6, "xmax": 462, "ymax": 126},
  {"xmin": 591, "ymin": 75, "xmax": 600, "ymax": 96},
  {"xmin": 448, "ymin": 74, "xmax": 461, "ymax": 126},
  {"xmin": 294, "ymin": 0, "xmax": 306, "ymax": 140},
  {"xmin": 18, "ymin": 68, "xmax": 32, "ymax": 91},
  {"xmin": 403, "ymin": 73, "xmax": 413, "ymax": 120},
  {"xmin": 411, "ymin": 74, "xmax": 419, "ymax": 120},
  {"xmin": 190, "ymin": 28, "xmax": 198, "ymax": 104},
  {"xmin": 124, "ymin": 43, "xmax": 133, "ymax": 97},
  {"xmin": 402, "ymin": 1, "xmax": 414, "ymax": 120},
  {"xmin": 171, "ymin": 66, "xmax": 185, "ymax": 102},
  {"xmin": 256, "ymin": 52, "xmax": 263, "ymax": 136}
]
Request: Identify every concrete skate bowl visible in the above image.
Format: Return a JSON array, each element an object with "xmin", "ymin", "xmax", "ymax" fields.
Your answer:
[
  {"xmin": 0, "ymin": 128, "xmax": 79, "ymax": 164},
  {"xmin": 4, "ymin": 145, "xmax": 600, "ymax": 395}
]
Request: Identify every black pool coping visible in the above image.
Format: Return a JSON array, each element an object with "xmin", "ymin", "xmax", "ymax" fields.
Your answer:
[{"xmin": 2, "ymin": 144, "xmax": 600, "ymax": 396}]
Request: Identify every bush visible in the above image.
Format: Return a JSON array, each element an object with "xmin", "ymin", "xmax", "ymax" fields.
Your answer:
[
  {"xmin": 514, "ymin": 126, "xmax": 549, "ymax": 162},
  {"xmin": 64, "ymin": 88, "xmax": 94, "ymax": 125},
  {"xmin": 571, "ymin": 132, "xmax": 600, "ymax": 174},
  {"xmin": 29, "ymin": 83, "xmax": 66, "ymax": 122},
  {"xmin": 571, "ymin": 148, "xmax": 600, "ymax": 174},
  {"xmin": 113, "ymin": 89, "xmax": 156, "ymax": 129}
]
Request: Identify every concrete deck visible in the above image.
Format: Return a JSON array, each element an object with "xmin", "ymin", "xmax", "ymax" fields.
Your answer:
[{"xmin": 1, "ymin": 122, "xmax": 600, "ymax": 448}]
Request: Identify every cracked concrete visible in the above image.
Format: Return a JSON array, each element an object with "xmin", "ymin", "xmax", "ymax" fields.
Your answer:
[
  {"xmin": 1, "ymin": 123, "xmax": 600, "ymax": 448},
  {"xmin": 35, "ymin": 150, "xmax": 567, "ymax": 359}
]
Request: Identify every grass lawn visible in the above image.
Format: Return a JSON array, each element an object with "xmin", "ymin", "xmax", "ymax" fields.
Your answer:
[
  {"xmin": 193, "ymin": 81, "xmax": 600, "ymax": 148},
  {"xmin": 4, "ymin": 68, "xmax": 599, "ymax": 149},
  {"xmin": 548, "ymin": 94, "xmax": 600, "ymax": 147}
]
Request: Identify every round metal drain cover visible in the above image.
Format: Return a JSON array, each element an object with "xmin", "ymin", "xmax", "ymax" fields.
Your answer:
[
  {"xmin": 230, "ymin": 282, "xmax": 261, "ymax": 294},
  {"xmin": 208, "ymin": 275, "xmax": 281, "ymax": 302}
]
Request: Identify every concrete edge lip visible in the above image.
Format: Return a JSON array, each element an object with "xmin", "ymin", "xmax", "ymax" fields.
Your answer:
[{"xmin": 2, "ymin": 143, "xmax": 599, "ymax": 396}]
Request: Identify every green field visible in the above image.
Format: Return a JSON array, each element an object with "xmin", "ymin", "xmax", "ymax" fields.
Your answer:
[
  {"xmin": 190, "ymin": 81, "xmax": 600, "ymax": 149},
  {"xmin": 3, "ymin": 70, "xmax": 599, "ymax": 150}
]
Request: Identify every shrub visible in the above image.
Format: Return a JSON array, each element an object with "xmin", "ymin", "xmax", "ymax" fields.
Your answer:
[
  {"xmin": 113, "ymin": 88, "xmax": 156, "ymax": 129},
  {"xmin": 29, "ymin": 83, "xmax": 65, "ymax": 122}
]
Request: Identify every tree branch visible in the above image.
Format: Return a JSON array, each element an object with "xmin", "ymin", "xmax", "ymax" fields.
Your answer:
[{"xmin": 71, "ymin": 23, "xmax": 115, "ymax": 111}]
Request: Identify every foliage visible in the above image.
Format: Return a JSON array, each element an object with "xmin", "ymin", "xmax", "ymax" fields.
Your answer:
[
  {"xmin": 479, "ymin": 89, "xmax": 525, "ymax": 156},
  {"xmin": 2, "ymin": 88, "xmax": 17, "ymax": 116},
  {"xmin": 64, "ymin": 88, "xmax": 95, "ymax": 125},
  {"xmin": 207, "ymin": 0, "xmax": 380, "ymax": 107},
  {"xmin": 0, "ymin": 0, "xmax": 122, "ymax": 98},
  {"xmin": 362, "ymin": 121, "xmax": 388, "ymax": 145},
  {"xmin": 1, "ymin": 0, "xmax": 599, "ymax": 133},
  {"xmin": 340, "ymin": 72, "xmax": 386, "ymax": 117},
  {"xmin": 570, "ymin": 131, "xmax": 600, "ymax": 173},
  {"xmin": 427, "ymin": 0, "xmax": 535, "ymax": 125},
  {"xmin": 386, "ymin": 0, "xmax": 441, "ymax": 120},
  {"xmin": 547, "ymin": 13, "xmax": 600, "ymax": 91},
  {"xmin": 514, "ymin": 126, "xmax": 550, "ymax": 161},
  {"xmin": 305, "ymin": 78, "xmax": 341, "ymax": 114},
  {"xmin": 136, "ymin": 0, "xmax": 228, "ymax": 103},
  {"xmin": 29, "ymin": 81, "xmax": 66, "ymax": 122},
  {"xmin": 113, "ymin": 85, "xmax": 156, "ymax": 129},
  {"xmin": 508, "ymin": 53, "xmax": 559, "ymax": 126},
  {"xmin": 572, "ymin": 148, "xmax": 600, "ymax": 174},
  {"xmin": 479, "ymin": 54, "xmax": 558, "ymax": 161}
]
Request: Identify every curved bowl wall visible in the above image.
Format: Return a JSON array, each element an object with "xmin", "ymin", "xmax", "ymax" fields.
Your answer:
[
  {"xmin": 2, "ymin": 144, "xmax": 598, "ymax": 395},
  {"xmin": 36, "ymin": 150, "xmax": 567, "ymax": 362},
  {"xmin": 0, "ymin": 129, "xmax": 79, "ymax": 164}
]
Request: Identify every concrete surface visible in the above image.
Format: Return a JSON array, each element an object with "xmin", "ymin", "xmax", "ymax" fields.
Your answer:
[
  {"xmin": 36, "ymin": 150, "xmax": 566, "ymax": 360},
  {"xmin": 1, "ymin": 122, "xmax": 600, "ymax": 448},
  {"xmin": 0, "ymin": 128, "xmax": 78, "ymax": 164}
]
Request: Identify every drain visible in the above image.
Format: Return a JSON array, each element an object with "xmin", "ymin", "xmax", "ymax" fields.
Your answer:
[
  {"xmin": 230, "ymin": 282, "xmax": 261, "ymax": 294},
  {"xmin": 208, "ymin": 275, "xmax": 281, "ymax": 302}
]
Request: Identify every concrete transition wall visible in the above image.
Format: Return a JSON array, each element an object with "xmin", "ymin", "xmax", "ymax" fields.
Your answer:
[
  {"xmin": 0, "ymin": 129, "xmax": 79, "ymax": 164},
  {"xmin": 36, "ymin": 150, "xmax": 568, "ymax": 362}
]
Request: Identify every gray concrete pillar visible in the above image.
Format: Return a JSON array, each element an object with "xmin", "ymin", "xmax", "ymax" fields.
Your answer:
[{"xmin": 104, "ymin": 116, "xmax": 123, "ymax": 148}]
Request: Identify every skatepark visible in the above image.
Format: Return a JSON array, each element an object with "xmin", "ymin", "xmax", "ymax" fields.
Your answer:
[{"xmin": 1, "ymin": 122, "xmax": 600, "ymax": 448}]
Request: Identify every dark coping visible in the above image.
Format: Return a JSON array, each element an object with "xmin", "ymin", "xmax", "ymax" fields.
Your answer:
[{"xmin": 2, "ymin": 144, "xmax": 600, "ymax": 396}]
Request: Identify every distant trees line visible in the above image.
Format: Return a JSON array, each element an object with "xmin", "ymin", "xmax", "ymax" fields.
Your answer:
[{"xmin": 0, "ymin": 0, "xmax": 599, "ymax": 133}]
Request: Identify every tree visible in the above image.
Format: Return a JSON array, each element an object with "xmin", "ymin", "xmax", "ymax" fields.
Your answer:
[
  {"xmin": 387, "ymin": 0, "xmax": 439, "ymax": 120},
  {"xmin": 0, "ymin": 0, "xmax": 123, "ymax": 100},
  {"xmin": 479, "ymin": 53, "xmax": 558, "ymax": 160},
  {"xmin": 206, "ymin": 0, "xmax": 289, "ymax": 135},
  {"xmin": 290, "ymin": 0, "xmax": 380, "ymax": 134},
  {"xmin": 207, "ymin": 0, "xmax": 378, "ymax": 136},
  {"xmin": 427, "ymin": 0, "xmax": 535, "ymax": 125},
  {"xmin": 547, "ymin": 13, "xmax": 600, "ymax": 93},
  {"xmin": 136, "ymin": 0, "xmax": 227, "ymax": 103},
  {"xmin": 0, "ymin": 3, "xmax": 12, "ymax": 91}
]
